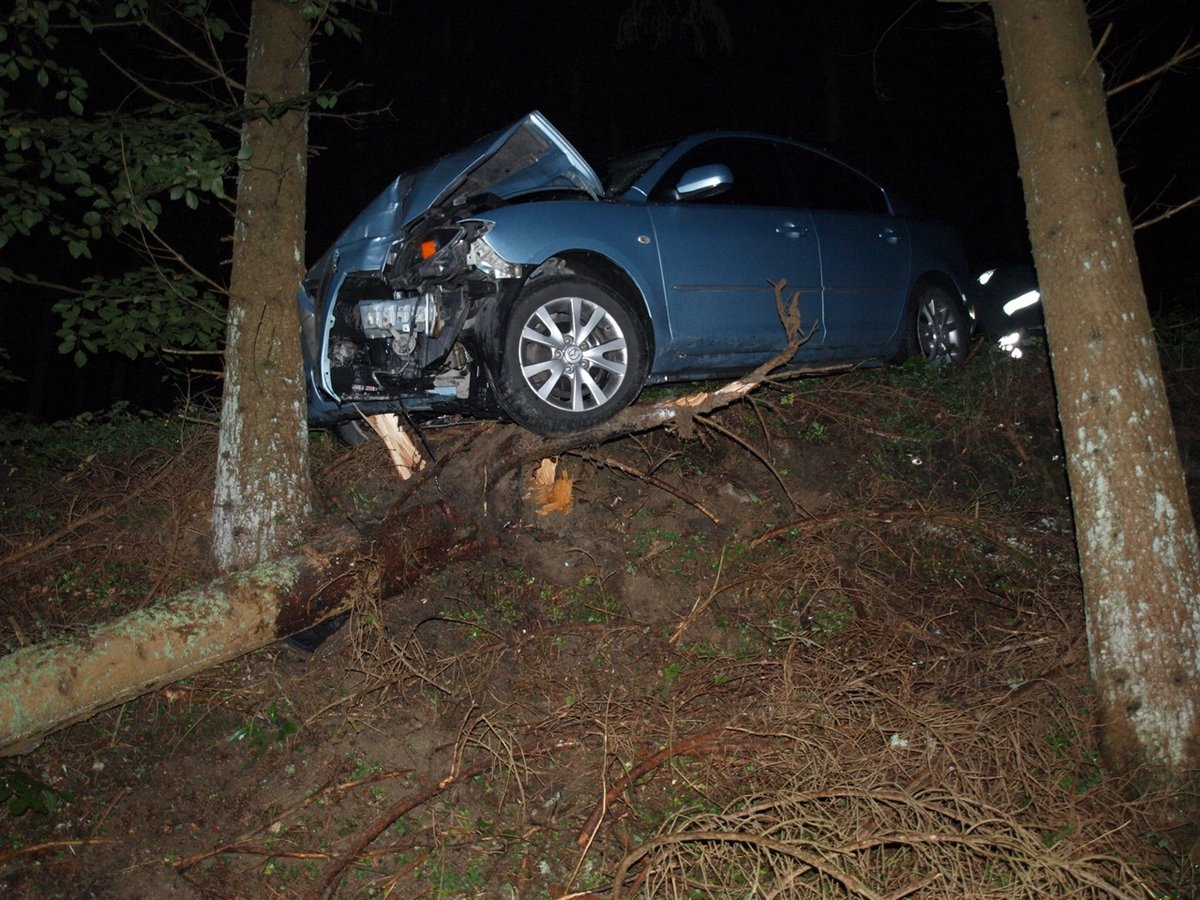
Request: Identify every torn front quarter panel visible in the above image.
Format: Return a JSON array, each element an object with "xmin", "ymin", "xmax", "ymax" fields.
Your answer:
[{"xmin": 301, "ymin": 111, "xmax": 601, "ymax": 426}]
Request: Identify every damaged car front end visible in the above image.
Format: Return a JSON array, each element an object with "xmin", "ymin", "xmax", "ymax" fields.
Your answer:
[{"xmin": 298, "ymin": 111, "xmax": 601, "ymax": 429}]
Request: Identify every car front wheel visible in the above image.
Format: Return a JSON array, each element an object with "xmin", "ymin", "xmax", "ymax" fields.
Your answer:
[
  {"xmin": 906, "ymin": 284, "xmax": 970, "ymax": 365},
  {"xmin": 496, "ymin": 276, "xmax": 649, "ymax": 434}
]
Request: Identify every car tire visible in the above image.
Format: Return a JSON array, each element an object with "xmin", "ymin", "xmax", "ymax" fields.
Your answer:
[
  {"xmin": 903, "ymin": 283, "xmax": 970, "ymax": 365},
  {"xmin": 496, "ymin": 275, "xmax": 649, "ymax": 434}
]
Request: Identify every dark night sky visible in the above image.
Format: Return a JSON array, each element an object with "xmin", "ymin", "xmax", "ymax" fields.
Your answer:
[
  {"xmin": 3, "ymin": 0, "xmax": 1198, "ymax": 419},
  {"xmin": 305, "ymin": 0, "xmax": 1196, "ymax": 289},
  {"xmin": 307, "ymin": 1, "xmax": 1026, "ymax": 262}
]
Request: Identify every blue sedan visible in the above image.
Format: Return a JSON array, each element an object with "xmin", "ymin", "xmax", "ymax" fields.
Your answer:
[{"xmin": 299, "ymin": 111, "xmax": 973, "ymax": 435}]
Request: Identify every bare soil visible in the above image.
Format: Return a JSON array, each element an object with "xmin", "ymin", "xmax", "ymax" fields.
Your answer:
[{"xmin": 2, "ymin": 344, "xmax": 1198, "ymax": 898}]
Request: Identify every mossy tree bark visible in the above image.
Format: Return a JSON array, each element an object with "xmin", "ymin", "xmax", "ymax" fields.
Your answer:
[
  {"xmin": 0, "ymin": 508, "xmax": 484, "ymax": 757},
  {"xmin": 992, "ymin": 0, "xmax": 1200, "ymax": 781},
  {"xmin": 213, "ymin": 0, "xmax": 313, "ymax": 571}
]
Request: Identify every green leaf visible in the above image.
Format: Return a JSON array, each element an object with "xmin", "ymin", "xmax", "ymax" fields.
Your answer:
[
  {"xmin": 67, "ymin": 94, "xmax": 83, "ymax": 115},
  {"xmin": 73, "ymin": 349, "xmax": 86, "ymax": 367}
]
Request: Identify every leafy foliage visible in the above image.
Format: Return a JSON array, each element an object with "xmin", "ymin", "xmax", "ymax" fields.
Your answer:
[
  {"xmin": 0, "ymin": 0, "xmax": 376, "ymax": 370},
  {"xmin": 53, "ymin": 267, "xmax": 225, "ymax": 366},
  {"xmin": 0, "ymin": 402, "xmax": 184, "ymax": 471},
  {"xmin": 618, "ymin": 0, "xmax": 733, "ymax": 56}
]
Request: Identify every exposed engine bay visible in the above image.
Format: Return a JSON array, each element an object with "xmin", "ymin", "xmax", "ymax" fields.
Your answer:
[
  {"xmin": 318, "ymin": 217, "xmax": 522, "ymax": 414},
  {"xmin": 300, "ymin": 112, "xmax": 609, "ymax": 428}
]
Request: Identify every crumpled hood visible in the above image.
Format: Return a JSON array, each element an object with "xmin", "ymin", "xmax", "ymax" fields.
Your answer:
[{"xmin": 325, "ymin": 111, "xmax": 601, "ymax": 249}]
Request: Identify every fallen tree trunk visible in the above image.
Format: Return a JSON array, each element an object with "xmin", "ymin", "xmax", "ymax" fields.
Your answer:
[
  {"xmin": 0, "ymin": 527, "xmax": 356, "ymax": 756},
  {"xmin": 0, "ymin": 283, "xmax": 823, "ymax": 756},
  {"xmin": 0, "ymin": 509, "xmax": 485, "ymax": 757}
]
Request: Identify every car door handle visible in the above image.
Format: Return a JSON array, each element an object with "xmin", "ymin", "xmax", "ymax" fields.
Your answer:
[
  {"xmin": 878, "ymin": 228, "xmax": 902, "ymax": 245},
  {"xmin": 776, "ymin": 222, "xmax": 808, "ymax": 238}
]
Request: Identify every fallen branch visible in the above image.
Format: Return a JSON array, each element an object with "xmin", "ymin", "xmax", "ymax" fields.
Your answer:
[
  {"xmin": 750, "ymin": 506, "xmax": 925, "ymax": 549},
  {"xmin": 305, "ymin": 738, "xmax": 572, "ymax": 900},
  {"xmin": 670, "ymin": 546, "xmax": 728, "ymax": 644},
  {"xmin": 0, "ymin": 838, "xmax": 117, "ymax": 865},
  {"xmin": 0, "ymin": 282, "xmax": 817, "ymax": 756},
  {"xmin": 0, "ymin": 504, "xmax": 486, "ymax": 756},
  {"xmin": 610, "ymin": 829, "xmax": 885, "ymax": 900},
  {"xmin": 695, "ymin": 412, "xmax": 806, "ymax": 513}
]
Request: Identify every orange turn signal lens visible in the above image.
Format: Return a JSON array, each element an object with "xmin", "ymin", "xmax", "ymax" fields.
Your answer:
[{"xmin": 420, "ymin": 239, "xmax": 438, "ymax": 260}]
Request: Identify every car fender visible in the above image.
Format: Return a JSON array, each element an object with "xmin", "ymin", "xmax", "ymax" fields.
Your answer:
[{"xmin": 474, "ymin": 202, "xmax": 674, "ymax": 369}]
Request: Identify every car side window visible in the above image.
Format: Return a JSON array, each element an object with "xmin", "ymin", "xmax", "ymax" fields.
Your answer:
[
  {"xmin": 651, "ymin": 138, "xmax": 787, "ymax": 207},
  {"xmin": 779, "ymin": 145, "xmax": 888, "ymax": 215}
]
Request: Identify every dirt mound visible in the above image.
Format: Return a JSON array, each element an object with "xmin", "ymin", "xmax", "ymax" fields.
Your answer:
[{"xmin": 1, "ymin": 347, "xmax": 1195, "ymax": 897}]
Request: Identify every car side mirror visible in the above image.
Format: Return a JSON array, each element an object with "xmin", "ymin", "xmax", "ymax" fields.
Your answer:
[{"xmin": 673, "ymin": 164, "xmax": 733, "ymax": 201}]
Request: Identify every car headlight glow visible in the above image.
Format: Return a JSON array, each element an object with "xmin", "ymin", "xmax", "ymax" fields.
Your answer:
[
  {"xmin": 998, "ymin": 330, "xmax": 1024, "ymax": 358},
  {"xmin": 977, "ymin": 269, "xmax": 996, "ymax": 286},
  {"xmin": 1002, "ymin": 289, "xmax": 1041, "ymax": 317}
]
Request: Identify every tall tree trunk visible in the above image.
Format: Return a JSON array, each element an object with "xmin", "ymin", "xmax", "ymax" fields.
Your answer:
[
  {"xmin": 213, "ymin": 0, "xmax": 312, "ymax": 571},
  {"xmin": 991, "ymin": 0, "xmax": 1200, "ymax": 783}
]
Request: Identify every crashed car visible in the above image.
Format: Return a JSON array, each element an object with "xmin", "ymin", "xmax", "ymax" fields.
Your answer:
[{"xmin": 299, "ymin": 111, "xmax": 973, "ymax": 436}]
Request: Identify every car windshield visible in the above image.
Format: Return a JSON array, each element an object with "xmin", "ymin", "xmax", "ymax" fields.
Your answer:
[{"xmin": 603, "ymin": 143, "xmax": 672, "ymax": 196}]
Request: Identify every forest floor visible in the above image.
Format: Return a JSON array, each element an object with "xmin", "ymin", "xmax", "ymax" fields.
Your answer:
[{"xmin": 2, "ymin": 336, "xmax": 1199, "ymax": 898}]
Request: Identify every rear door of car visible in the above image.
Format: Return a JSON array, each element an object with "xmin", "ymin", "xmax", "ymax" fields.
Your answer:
[
  {"xmin": 778, "ymin": 144, "xmax": 912, "ymax": 353},
  {"xmin": 645, "ymin": 138, "xmax": 825, "ymax": 372}
]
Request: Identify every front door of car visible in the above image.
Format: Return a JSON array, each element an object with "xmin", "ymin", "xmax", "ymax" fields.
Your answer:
[
  {"xmin": 645, "ymin": 138, "xmax": 824, "ymax": 372},
  {"xmin": 778, "ymin": 144, "xmax": 912, "ymax": 352}
]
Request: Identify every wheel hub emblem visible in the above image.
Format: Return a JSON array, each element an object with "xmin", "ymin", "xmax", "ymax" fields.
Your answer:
[{"xmin": 564, "ymin": 345, "xmax": 583, "ymax": 364}]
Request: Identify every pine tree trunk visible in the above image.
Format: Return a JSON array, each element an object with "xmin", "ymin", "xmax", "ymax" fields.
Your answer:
[
  {"xmin": 0, "ymin": 529, "xmax": 359, "ymax": 756},
  {"xmin": 212, "ymin": 0, "xmax": 313, "ymax": 571},
  {"xmin": 0, "ymin": 504, "xmax": 488, "ymax": 757},
  {"xmin": 992, "ymin": 0, "xmax": 1200, "ymax": 782}
]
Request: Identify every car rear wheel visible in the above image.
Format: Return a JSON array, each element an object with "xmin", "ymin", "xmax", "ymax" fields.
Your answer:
[
  {"xmin": 906, "ymin": 284, "xmax": 970, "ymax": 365},
  {"xmin": 496, "ymin": 275, "xmax": 648, "ymax": 434}
]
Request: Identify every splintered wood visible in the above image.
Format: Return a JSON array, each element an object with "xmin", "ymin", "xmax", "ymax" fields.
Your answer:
[
  {"xmin": 365, "ymin": 414, "xmax": 425, "ymax": 480},
  {"xmin": 527, "ymin": 457, "xmax": 574, "ymax": 516}
]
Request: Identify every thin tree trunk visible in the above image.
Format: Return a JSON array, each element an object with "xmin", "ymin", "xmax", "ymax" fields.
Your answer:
[
  {"xmin": 992, "ymin": 0, "xmax": 1200, "ymax": 782},
  {"xmin": 212, "ymin": 0, "xmax": 313, "ymax": 571}
]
